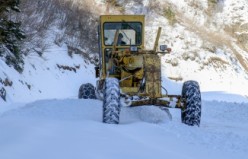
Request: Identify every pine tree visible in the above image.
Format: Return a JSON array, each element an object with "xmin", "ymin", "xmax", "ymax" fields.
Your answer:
[{"xmin": 0, "ymin": 0, "xmax": 25, "ymax": 72}]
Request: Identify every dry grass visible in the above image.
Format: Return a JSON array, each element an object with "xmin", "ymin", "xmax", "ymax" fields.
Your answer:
[
  {"xmin": 206, "ymin": 0, "xmax": 223, "ymax": 15},
  {"xmin": 163, "ymin": 7, "xmax": 176, "ymax": 25},
  {"xmin": 174, "ymin": 9, "xmax": 248, "ymax": 72},
  {"xmin": 240, "ymin": 23, "xmax": 248, "ymax": 32},
  {"xmin": 17, "ymin": 0, "xmax": 127, "ymax": 58},
  {"xmin": 147, "ymin": 0, "xmax": 163, "ymax": 13},
  {"xmin": 203, "ymin": 56, "xmax": 229, "ymax": 71},
  {"xmin": 237, "ymin": 33, "xmax": 248, "ymax": 50},
  {"xmin": 206, "ymin": 56, "xmax": 229, "ymax": 65},
  {"xmin": 158, "ymin": 0, "xmax": 248, "ymax": 73},
  {"xmin": 208, "ymin": 0, "xmax": 218, "ymax": 4},
  {"xmin": 189, "ymin": 0, "xmax": 205, "ymax": 10},
  {"xmin": 105, "ymin": 0, "xmax": 125, "ymax": 13},
  {"xmin": 16, "ymin": 0, "xmax": 99, "ymax": 60}
]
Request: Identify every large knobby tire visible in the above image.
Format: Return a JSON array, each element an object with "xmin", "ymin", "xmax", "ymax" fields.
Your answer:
[
  {"xmin": 181, "ymin": 80, "xmax": 201, "ymax": 126},
  {"xmin": 78, "ymin": 83, "xmax": 96, "ymax": 99},
  {"xmin": 102, "ymin": 78, "xmax": 121, "ymax": 124}
]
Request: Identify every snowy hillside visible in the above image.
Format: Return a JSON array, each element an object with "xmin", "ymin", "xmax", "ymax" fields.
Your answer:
[
  {"xmin": 1, "ymin": 0, "xmax": 248, "ymax": 104},
  {"xmin": 1, "ymin": 44, "xmax": 96, "ymax": 104}
]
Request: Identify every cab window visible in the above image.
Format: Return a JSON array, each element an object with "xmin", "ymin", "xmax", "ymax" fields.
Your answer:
[{"xmin": 103, "ymin": 22, "xmax": 142, "ymax": 46}]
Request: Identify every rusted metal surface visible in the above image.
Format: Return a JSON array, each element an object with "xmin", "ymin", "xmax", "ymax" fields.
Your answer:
[{"xmin": 144, "ymin": 54, "xmax": 162, "ymax": 98}]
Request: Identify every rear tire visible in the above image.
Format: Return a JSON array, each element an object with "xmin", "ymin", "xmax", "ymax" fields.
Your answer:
[
  {"xmin": 102, "ymin": 78, "xmax": 121, "ymax": 124},
  {"xmin": 181, "ymin": 80, "xmax": 201, "ymax": 126},
  {"xmin": 78, "ymin": 83, "xmax": 96, "ymax": 99}
]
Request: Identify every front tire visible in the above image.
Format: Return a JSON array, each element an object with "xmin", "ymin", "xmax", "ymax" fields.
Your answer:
[
  {"xmin": 102, "ymin": 78, "xmax": 121, "ymax": 124},
  {"xmin": 78, "ymin": 83, "xmax": 96, "ymax": 99},
  {"xmin": 181, "ymin": 81, "xmax": 201, "ymax": 126}
]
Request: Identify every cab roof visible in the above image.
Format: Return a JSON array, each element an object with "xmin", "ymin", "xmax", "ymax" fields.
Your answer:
[{"xmin": 100, "ymin": 15, "xmax": 145, "ymax": 23}]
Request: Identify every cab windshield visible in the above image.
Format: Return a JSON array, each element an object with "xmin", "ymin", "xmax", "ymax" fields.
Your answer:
[{"xmin": 103, "ymin": 22, "xmax": 142, "ymax": 46}]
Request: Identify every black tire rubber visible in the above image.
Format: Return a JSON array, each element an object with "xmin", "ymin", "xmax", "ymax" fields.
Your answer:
[
  {"xmin": 78, "ymin": 83, "xmax": 96, "ymax": 99},
  {"xmin": 181, "ymin": 80, "xmax": 201, "ymax": 126},
  {"xmin": 102, "ymin": 78, "xmax": 121, "ymax": 124}
]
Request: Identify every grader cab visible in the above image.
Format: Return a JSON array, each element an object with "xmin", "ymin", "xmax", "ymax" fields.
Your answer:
[{"xmin": 79, "ymin": 15, "xmax": 201, "ymax": 126}]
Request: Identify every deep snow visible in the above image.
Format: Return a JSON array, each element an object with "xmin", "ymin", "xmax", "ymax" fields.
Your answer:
[{"xmin": 0, "ymin": 98, "xmax": 247, "ymax": 159}]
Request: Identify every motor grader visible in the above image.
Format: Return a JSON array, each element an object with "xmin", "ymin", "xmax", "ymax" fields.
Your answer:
[{"xmin": 79, "ymin": 15, "xmax": 201, "ymax": 126}]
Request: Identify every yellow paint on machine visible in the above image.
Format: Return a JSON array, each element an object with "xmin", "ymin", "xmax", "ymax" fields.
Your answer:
[{"xmin": 144, "ymin": 54, "xmax": 162, "ymax": 98}]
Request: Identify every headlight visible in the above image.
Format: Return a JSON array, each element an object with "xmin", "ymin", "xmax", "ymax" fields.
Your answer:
[{"xmin": 160, "ymin": 45, "xmax": 167, "ymax": 52}]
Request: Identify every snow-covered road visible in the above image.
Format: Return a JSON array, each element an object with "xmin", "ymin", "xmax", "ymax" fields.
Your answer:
[{"xmin": 0, "ymin": 97, "xmax": 247, "ymax": 159}]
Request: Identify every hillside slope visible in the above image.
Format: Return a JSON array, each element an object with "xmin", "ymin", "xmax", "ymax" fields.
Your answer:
[{"xmin": 0, "ymin": 0, "xmax": 248, "ymax": 104}]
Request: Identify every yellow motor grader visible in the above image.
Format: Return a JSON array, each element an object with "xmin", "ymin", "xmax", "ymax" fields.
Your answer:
[{"xmin": 78, "ymin": 15, "xmax": 201, "ymax": 126}]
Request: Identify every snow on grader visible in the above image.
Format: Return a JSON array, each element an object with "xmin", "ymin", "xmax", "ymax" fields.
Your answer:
[{"xmin": 79, "ymin": 15, "xmax": 201, "ymax": 126}]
